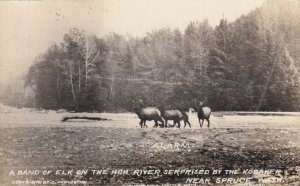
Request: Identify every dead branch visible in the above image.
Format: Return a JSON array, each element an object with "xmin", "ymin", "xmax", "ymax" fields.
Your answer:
[{"xmin": 61, "ymin": 116, "xmax": 109, "ymax": 122}]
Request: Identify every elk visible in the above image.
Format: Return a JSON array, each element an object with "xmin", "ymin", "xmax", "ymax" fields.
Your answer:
[
  {"xmin": 133, "ymin": 99, "xmax": 165, "ymax": 128},
  {"xmin": 161, "ymin": 108, "xmax": 191, "ymax": 128},
  {"xmin": 197, "ymin": 102, "xmax": 212, "ymax": 128},
  {"xmin": 181, "ymin": 111, "xmax": 191, "ymax": 128}
]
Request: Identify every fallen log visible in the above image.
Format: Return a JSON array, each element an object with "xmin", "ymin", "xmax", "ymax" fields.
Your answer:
[{"xmin": 61, "ymin": 116, "xmax": 109, "ymax": 122}]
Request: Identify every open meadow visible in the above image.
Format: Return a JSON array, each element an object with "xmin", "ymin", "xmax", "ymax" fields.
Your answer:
[{"xmin": 0, "ymin": 106, "xmax": 300, "ymax": 185}]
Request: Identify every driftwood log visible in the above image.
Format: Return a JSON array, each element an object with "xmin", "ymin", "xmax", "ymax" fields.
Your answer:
[{"xmin": 61, "ymin": 116, "xmax": 109, "ymax": 122}]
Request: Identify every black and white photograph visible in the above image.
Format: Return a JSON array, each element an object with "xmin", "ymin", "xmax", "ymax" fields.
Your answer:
[{"xmin": 0, "ymin": 0, "xmax": 299, "ymax": 185}]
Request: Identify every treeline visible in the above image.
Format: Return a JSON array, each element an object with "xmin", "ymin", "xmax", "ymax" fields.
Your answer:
[{"xmin": 23, "ymin": 0, "xmax": 300, "ymax": 111}]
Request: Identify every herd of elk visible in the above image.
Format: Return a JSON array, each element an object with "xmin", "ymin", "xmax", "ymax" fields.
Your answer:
[
  {"xmin": 161, "ymin": 109, "xmax": 191, "ymax": 128},
  {"xmin": 133, "ymin": 99, "xmax": 211, "ymax": 128}
]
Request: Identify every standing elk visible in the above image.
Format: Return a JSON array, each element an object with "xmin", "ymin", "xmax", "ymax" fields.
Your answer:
[
  {"xmin": 133, "ymin": 99, "xmax": 165, "ymax": 128},
  {"xmin": 161, "ymin": 108, "xmax": 191, "ymax": 128},
  {"xmin": 197, "ymin": 102, "xmax": 212, "ymax": 128}
]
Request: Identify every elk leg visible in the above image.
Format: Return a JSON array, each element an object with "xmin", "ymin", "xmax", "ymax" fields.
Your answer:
[
  {"xmin": 144, "ymin": 120, "xmax": 148, "ymax": 128},
  {"xmin": 199, "ymin": 118, "xmax": 202, "ymax": 128},
  {"xmin": 139, "ymin": 120, "xmax": 143, "ymax": 128},
  {"xmin": 207, "ymin": 119, "xmax": 210, "ymax": 128},
  {"xmin": 186, "ymin": 120, "xmax": 191, "ymax": 128},
  {"xmin": 159, "ymin": 118, "xmax": 165, "ymax": 128},
  {"xmin": 178, "ymin": 121, "xmax": 181, "ymax": 128},
  {"xmin": 165, "ymin": 120, "xmax": 168, "ymax": 127},
  {"xmin": 154, "ymin": 120, "xmax": 158, "ymax": 128}
]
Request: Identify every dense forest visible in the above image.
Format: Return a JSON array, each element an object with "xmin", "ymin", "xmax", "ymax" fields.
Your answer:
[{"xmin": 2, "ymin": 0, "xmax": 300, "ymax": 112}]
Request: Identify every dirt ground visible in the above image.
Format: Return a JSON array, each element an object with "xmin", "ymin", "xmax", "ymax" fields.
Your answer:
[{"xmin": 0, "ymin": 106, "xmax": 300, "ymax": 185}]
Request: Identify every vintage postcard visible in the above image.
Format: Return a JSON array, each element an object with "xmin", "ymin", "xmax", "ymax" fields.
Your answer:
[{"xmin": 0, "ymin": 0, "xmax": 299, "ymax": 185}]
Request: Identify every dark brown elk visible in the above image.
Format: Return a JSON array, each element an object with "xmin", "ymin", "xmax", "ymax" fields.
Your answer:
[
  {"xmin": 197, "ymin": 102, "xmax": 212, "ymax": 128},
  {"xmin": 133, "ymin": 100, "xmax": 165, "ymax": 128},
  {"xmin": 181, "ymin": 112, "xmax": 191, "ymax": 128},
  {"xmin": 161, "ymin": 109, "xmax": 191, "ymax": 128}
]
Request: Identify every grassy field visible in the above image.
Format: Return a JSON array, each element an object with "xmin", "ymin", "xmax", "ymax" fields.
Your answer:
[{"xmin": 0, "ymin": 106, "xmax": 300, "ymax": 185}]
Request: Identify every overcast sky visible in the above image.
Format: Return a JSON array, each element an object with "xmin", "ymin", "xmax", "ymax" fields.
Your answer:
[{"xmin": 0, "ymin": 0, "xmax": 266, "ymax": 85}]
